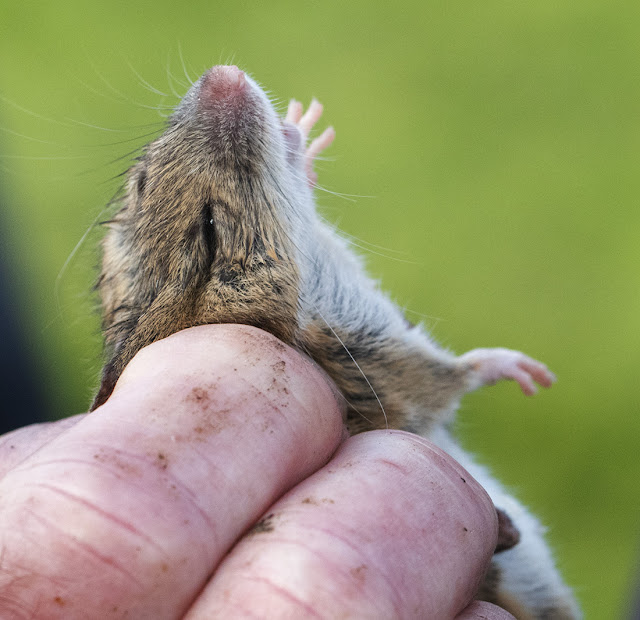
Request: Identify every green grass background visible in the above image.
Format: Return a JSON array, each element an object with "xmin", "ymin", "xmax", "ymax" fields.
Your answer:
[{"xmin": 1, "ymin": 1, "xmax": 639, "ymax": 616}]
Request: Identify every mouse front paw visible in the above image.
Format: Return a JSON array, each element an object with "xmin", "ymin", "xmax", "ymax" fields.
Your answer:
[
  {"xmin": 459, "ymin": 348, "xmax": 556, "ymax": 396},
  {"xmin": 285, "ymin": 99, "xmax": 335, "ymax": 187}
]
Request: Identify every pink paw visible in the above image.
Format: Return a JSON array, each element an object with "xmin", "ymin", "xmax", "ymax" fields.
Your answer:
[
  {"xmin": 285, "ymin": 98, "xmax": 335, "ymax": 187},
  {"xmin": 459, "ymin": 348, "xmax": 556, "ymax": 396}
]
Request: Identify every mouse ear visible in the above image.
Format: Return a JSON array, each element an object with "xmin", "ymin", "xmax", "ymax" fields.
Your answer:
[
  {"xmin": 90, "ymin": 358, "xmax": 120, "ymax": 411},
  {"xmin": 495, "ymin": 507, "xmax": 521, "ymax": 553}
]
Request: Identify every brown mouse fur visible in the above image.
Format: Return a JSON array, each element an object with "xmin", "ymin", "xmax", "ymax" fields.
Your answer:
[{"xmin": 92, "ymin": 65, "xmax": 580, "ymax": 618}]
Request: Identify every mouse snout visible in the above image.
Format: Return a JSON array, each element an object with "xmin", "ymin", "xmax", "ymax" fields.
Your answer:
[
  {"xmin": 199, "ymin": 65, "xmax": 248, "ymax": 109},
  {"xmin": 170, "ymin": 64, "xmax": 280, "ymax": 167}
]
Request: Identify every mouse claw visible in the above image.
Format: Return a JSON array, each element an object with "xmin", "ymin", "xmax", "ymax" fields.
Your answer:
[
  {"xmin": 307, "ymin": 126, "xmax": 336, "ymax": 161},
  {"xmin": 286, "ymin": 99, "xmax": 304, "ymax": 124},
  {"xmin": 459, "ymin": 348, "xmax": 556, "ymax": 396},
  {"xmin": 298, "ymin": 98, "xmax": 324, "ymax": 138},
  {"xmin": 304, "ymin": 126, "xmax": 335, "ymax": 186},
  {"xmin": 285, "ymin": 98, "xmax": 335, "ymax": 187}
]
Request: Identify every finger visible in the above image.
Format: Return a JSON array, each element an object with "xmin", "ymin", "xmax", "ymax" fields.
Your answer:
[
  {"xmin": 298, "ymin": 98, "xmax": 324, "ymax": 137},
  {"xmin": 0, "ymin": 324, "xmax": 344, "ymax": 620},
  {"xmin": 0, "ymin": 414, "xmax": 85, "ymax": 479},
  {"xmin": 285, "ymin": 99, "xmax": 303, "ymax": 124},
  {"xmin": 185, "ymin": 431, "xmax": 498, "ymax": 619},
  {"xmin": 456, "ymin": 600, "xmax": 516, "ymax": 619}
]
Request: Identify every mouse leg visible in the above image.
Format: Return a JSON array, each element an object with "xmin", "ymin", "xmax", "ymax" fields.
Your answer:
[{"xmin": 459, "ymin": 347, "xmax": 556, "ymax": 396}]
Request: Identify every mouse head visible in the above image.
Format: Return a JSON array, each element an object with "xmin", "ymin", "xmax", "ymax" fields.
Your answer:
[
  {"xmin": 93, "ymin": 66, "xmax": 311, "ymax": 409},
  {"xmin": 143, "ymin": 65, "xmax": 307, "ymax": 196}
]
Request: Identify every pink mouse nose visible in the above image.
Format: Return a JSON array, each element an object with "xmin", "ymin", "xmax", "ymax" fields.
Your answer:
[{"xmin": 200, "ymin": 65, "xmax": 247, "ymax": 106}]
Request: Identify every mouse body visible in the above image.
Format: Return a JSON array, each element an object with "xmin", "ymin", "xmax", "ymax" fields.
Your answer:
[{"xmin": 93, "ymin": 65, "xmax": 580, "ymax": 618}]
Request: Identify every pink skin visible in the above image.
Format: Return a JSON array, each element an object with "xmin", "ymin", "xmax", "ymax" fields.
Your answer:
[
  {"xmin": 185, "ymin": 432, "xmax": 499, "ymax": 619},
  {"xmin": 457, "ymin": 601, "xmax": 518, "ymax": 620},
  {"xmin": 286, "ymin": 98, "xmax": 335, "ymax": 187},
  {"xmin": 460, "ymin": 347, "xmax": 557, "ymax": 396},
  {"xmin": 0, "ymin": 325, "xmax": 513, "ymax": 619},
  {"xmin": 200, "ymin": 65, "xmax": 247, "ymax": 103}
]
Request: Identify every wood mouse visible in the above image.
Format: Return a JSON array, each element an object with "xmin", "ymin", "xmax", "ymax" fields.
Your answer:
[{"xmin": 92, "ymin": 64, "xmax": 580, "ymax": 618}]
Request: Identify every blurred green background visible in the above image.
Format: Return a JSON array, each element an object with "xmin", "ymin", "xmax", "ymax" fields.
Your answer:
[{"xmin": 1, "ymin": 1, "xmax": 638, "ymax": 616}]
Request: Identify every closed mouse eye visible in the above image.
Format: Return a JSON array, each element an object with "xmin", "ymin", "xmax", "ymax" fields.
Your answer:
[
  {"xmin": 201, "ymin": 200, "xmax": 217, "ymax": 268},
  {"xmin": 181, "ymin": 200, "xmax": 217, "ymax": 288}
]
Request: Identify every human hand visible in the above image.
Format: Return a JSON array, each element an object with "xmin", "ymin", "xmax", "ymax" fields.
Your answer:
[{"xmin": 0, "ymin": 324, "xmax": 513, "ymax": 619}]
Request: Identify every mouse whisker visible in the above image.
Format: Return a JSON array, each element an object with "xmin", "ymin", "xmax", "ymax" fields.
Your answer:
[
  {"xmin": 121, "ymin": 55, "xmax": 171, "ymax": 97},
  {"xmin": 0, "ymin": 94, "xmax": 76, "ymax": 128},
  {"xmin": 311, "ymin": 303, "xmax": 388, "ymax": 430},
  {"xmin": 0, "ymin": 126, "xmax": 60, "ymax": 145},
  {"xmin": 177, "ymin": 43, "xmax": 196, "ymax": 87},
  {"xmin": 81, "ymin": 55, "xmax": 170, "ymax": 112},
  {"xmin": 165, "ymin": 54, "xmax": 185, "ymax": 98}
]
